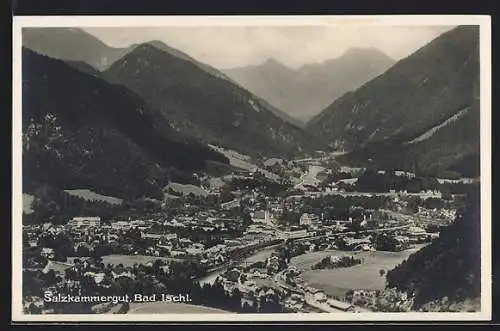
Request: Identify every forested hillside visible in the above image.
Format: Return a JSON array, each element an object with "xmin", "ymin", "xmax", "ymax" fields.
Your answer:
[
  {"xmin": 386, "ymin": 186, "xmax": 481, "ymax": 309},
  {"xmin": 22, "ymin": 48, "xmax": 228, "ymax": 201}
]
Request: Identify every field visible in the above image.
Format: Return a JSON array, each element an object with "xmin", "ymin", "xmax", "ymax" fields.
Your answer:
[
  {"xmin": 166, "ymin": 182, "xmax": 209, "ymax": 197},
  {"xmin": 63, "ymin": 189, "xmax": 123, "ymax": 205},
  {"xmin": 208, "ymin": 145, "xmax": 279, "ymax": 180},
  {"xmin": 101, "ymin": 255, "xmax": 184, "ymax": 267},
  {"xmin": 243, "ymin": 247, "xmax": 276, "ymax": 264},
  {"xmin": 128, "ymin": 302, "xmax": 231, "ymax": 314},
  {"xmin": 291, "ymin": 245, "xmax": 427, "ymax": 298},
  {"xmin": 23, "ymin": 193, "xmax": 35, "ymax": 214}
]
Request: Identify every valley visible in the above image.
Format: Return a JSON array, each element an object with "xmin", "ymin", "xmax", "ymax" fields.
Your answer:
[{"xmin": 19, "ymin": 25, "xmax": 482, "ymax": 316}]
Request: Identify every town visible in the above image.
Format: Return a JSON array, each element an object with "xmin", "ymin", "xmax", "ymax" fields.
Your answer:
[{"xmin": 22, "ymin": 152, "xmax": 473, "ymax": 314}]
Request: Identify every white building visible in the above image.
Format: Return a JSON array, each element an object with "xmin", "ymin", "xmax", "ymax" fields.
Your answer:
[
  {"xmin": 278, "ymin": 229, "xmax": 308, "ymax": 240},
  {"xmin": 221, "ymin": 199, "xmax": 240, "ymax": 210},
  {"xmin": 299, "ymin": 213, "xmax": 312, "ymax": 226}
]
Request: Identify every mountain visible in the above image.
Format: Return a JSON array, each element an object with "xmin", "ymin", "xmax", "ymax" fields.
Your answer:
[
  {"xmin": 144, "ymin": 41, "xmax": 302, "ymax": 127},
  {"xmin": 307, "ymin": 26, "xmax": 480, "ymax": 178},
  {"xmin": 223, "ymin": 49, "xmax": 395, "ymax": 122},
  {"xmin": 103, "ymin": 43, "xmax": 313, "ymax": 159},
  {"xmin": 22, "ymin": 27, "xmax": 137, "ymax": 70},
  {"xmin": 22, "ymin": 48, "xmax": 228, "ymax": 201},
  {"xmin": 386, "ymin": 187, "xmax": 481, "ymax": 311}
]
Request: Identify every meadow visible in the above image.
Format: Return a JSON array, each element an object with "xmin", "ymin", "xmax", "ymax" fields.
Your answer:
[{"xmin": 290, "ymin": 245, "xmax": 427, "ymax": 298}]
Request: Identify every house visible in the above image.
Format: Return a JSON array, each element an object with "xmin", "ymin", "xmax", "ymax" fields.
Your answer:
[
  {"xmin": 221, "ymin": 199, "xmax": 240, "ymax": 210},
  {"xmin": 41, "ymin": 247, "xmax": 55, "ymax": 259}
]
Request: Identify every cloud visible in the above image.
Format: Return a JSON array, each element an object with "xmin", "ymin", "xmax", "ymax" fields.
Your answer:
[{"xmin": 83, "ymin": 25, "xmax": 455, "ymax": 69}]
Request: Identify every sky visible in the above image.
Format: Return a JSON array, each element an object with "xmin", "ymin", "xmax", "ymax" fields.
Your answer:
[{"xmin": 83, "ymin": 25, "xmax": 455, "ymax": 70}]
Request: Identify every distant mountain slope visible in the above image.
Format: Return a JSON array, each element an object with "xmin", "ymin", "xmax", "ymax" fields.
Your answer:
[
  {"xmin": 386, "ymin": 187, "xmax": 481, "ymax": 310},
  {"xmin": 145, "ymin": 41, "xmax": 302, "ymax": 127},
  {"xmin": 308, "ymin": 26, "xmax": 480, "ymax": 178},
  {"xmin": 22, "ymin": 48, "xmax": 228, "ymax": 200},
  {"xmin": 223, "ymin": 49, "xmax": 395, "ymax": 122},
  {"xmin": 103, "ymin": 43, "xmax": 313, "ymax": 159},
  {"xmin": 22, "ymin": 28, "xmax": 137, "ymax": 70}
]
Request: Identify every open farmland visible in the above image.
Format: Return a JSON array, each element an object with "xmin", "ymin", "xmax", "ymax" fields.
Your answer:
[
  {"xmin": 292, "ymin": 245, "xmax": 428, "ymax": 298},
  {"xmin": 101, "ymin": 255, "xmax": 184, "ymax": 267},
  {"xmin": 127, "ymin": 302, "xmax": 231, "ymax": 314}
]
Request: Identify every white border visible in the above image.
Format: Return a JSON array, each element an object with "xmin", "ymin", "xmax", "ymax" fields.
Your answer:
[{"xmin": 12, "ymin": 15, "xmax": 492, "ymax": 322}]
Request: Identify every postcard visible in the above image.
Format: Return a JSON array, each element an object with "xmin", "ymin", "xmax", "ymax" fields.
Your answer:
[{"xmin": 12, "ymin": 15, "xmax": 491, "ymax": 322}]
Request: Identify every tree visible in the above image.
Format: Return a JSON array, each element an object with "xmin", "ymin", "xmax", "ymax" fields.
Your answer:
[
  {"xmin": 76, "ymin": 244, "xmax": 91, "ymax": 257},
  {"xmin": 379, "ymin": 269, "xmax": 386, "ymax": 277}
]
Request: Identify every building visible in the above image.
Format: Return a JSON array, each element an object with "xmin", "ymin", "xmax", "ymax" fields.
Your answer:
[
  {"xmin": 67, "ymin": 216, "xmax": 101, "ymax": 228},
  {"xmin": 300, "ymin": 213, "xmax": 321, "ymax": 227},
  {"xmin": 279, "ymin": 229, "xmax": 308, "ymax": 240},
  {"xmin": 299, "ymin": 213, "xmax": 312, "ymax": 226},
  {"xmin": 111, "ymin": 221, "xmax": 130, "ymax": 230},
  {"xmin": 221, "ymin": 199, "xmax": 240, "ymax": 210}
]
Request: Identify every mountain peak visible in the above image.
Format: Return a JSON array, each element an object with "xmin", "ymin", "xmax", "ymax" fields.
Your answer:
[
  {"xmin": 262, "ymin": 58, "xmax": 292, "ymax": 70},
  {"xmin": 342, "ymin": 47, "xmax": 393, "ymax": 61}
]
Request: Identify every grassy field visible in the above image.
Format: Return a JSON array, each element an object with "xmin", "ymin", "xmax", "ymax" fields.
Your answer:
[
  {"xmin": 63, "ymin": 189, "xmax": 123, "ymax": 205},
  {"xmin": 128, "ymin": 302, "xmax": 231, "ymax": 314},
  {"xmin": 101, "ymin": 255, "xmax": 183, "ymax": 267},
  {"xmin": 23, "ymin": 193, "xmax": 35, "ymax": 214},
  {"xmin": 243, "ymin": 248, "xmax": 276, "ymax": 264},
  {"xmin": 166, "ymin": 182, "xmax": 209, "ymax": 197},
  {"xmin": 208, "ymin": 145, "xmax": 279, "ymax": 180},
  {"xmin": 291, "ymin": 245, "xmax": 428, "ymax": 298}
]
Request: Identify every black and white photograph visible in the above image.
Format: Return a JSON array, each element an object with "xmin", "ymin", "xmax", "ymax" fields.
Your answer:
[{"xmin": 12, "ymin": 15, "xmax": 491, "ymax": 322}]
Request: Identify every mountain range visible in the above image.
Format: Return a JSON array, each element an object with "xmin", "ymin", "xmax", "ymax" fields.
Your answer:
[
  {"xmin": 102, "ymin": 42, "xmax": 312, "ymax": 159},
  {"xmin": 22, "ymin": 27, "xmax": 137, "ymax": 71},
  {"xmin": 21, "ymin": 25, "xmax": 480, "ymax": 185},
  {"xmin": 307, "ymin": 25, "xmax": 480, "ymax": 178},
  {"xmin": 22, "ymin": 28, "xmax": 301, "ymax": 128},
  {"xmin": 223, "ymin": 48, "xmax": 395, "ymax": 123}
]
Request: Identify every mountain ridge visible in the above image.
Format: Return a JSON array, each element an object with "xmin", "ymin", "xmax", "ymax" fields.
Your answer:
[
  {"xmin": 223, "ymin": 48, "xmax": 395, "ymax": 122},
  {"xmin": 22, "ymin": 27, "xmax": 138, "ymax": 71},
  {"xmin": 103, "ymin": 43, "xmax": 314, "ymax": 159},
  {"xmin": 309, "ymin": 25, "xmax": 480, "ymax": 178},
  {"xmin": 22, "ymin": 47, "xmax": 229, "ymax": 200}
]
